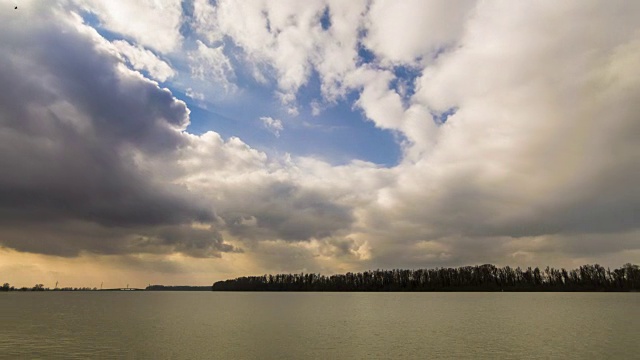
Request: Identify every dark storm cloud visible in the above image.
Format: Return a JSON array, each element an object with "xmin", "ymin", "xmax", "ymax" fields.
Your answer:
[
  {"xmin": 0, "ymin": 6, "xmax": 234, "ymax": 256},
  {"xmin": 0, "ymin": 13, "xmax": 205, "ymax": 220},
  {"xmin": 223, "ymin": 181, "xmax": 354, "ymax": 242},
  {"xmin": 0, "ymin": 220, "xmax": 239, "ymax": 258},
  {"xmin": 134, "ymin": 224, "xmax": 242, "ymax": 258}
]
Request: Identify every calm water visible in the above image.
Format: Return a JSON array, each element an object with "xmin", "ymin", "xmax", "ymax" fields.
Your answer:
[{"xmin": 0, "ymin": 292, "xmax": 638, "ymax": 359}]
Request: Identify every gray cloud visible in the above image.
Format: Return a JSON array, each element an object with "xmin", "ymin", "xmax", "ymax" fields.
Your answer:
[
  {"xmin": 223, "ymin": 181, "xmax": 354, "ymax": 242},
  {"xmin": 0, "ymin": 6, "xmax": 230, "ymax": 256},
  {"xmin": 1, "ymin": 1, "xmax": 639, "ymax": 278},
  {"xmin": 353, "ymin": 0, "xmax": 640, "ymax": 269},
  {"xmin": 0, "ymin": 5, "xmax": 355, "ymax": 260}
]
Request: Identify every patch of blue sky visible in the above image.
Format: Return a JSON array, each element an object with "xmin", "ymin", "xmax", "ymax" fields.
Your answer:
[
  {"xmin": 181, "ymin": 0, "xmax": 195, "ymax": 18},
  {"xmin": 179, "ymin": 0, "xmax": 196, "ymax": 38},
  {"xmin": 81, "ymin": 10, "xmax": 402, "ymax": 167},
  {"xmin": 357, "ymin": 43, "xmax": 376, "ymax": 66},
  {"xmin": 390, "ymin": 65, "xmax": 421, "ymax": 105},
  {"xmin": 182, "ymin": 68, "xmax": 402, "ymax": 166},
  {"xmin": 78, "ymin": 11, "xmax": 130, "ymax": 45},
  {"xmin": 181, "ymin": 86, "xmax": 281, "ymax": 141},
  {"xmin": 77, "ymin": 10, "xmax": 100, "ymax": 28},
  {"xmin": 284, "ymin": 70, "xmax": 402, "ymax": 166},
  {"xmin": 432, "ymin": 107, "xmax": 458, "ymax": 125},
  {"xmin": 319, "ymin": 7, "xmax": 331, "ymax": 31},
  {"xmin": 289, "ymin": 93, "xmax": 403, "ymax": 166},
  {"xmin": 167, "ymin": 41, "xmax": 279, "ymax": 143}
]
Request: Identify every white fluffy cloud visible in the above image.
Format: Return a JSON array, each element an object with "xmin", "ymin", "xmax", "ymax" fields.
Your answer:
[
  {"xmin": 72, "ymin": 0, "xmax": 183, "ymax": 53},
  {"xmin": 364, "ymin": 0, "xmax": 476, "ymax": 65},
  {"xmin": 362, "ymin": 0, "xmax": 640, "ymax": 267},
  {"xmin": 112, "ymin": 40, "xmax": 175, "ymax": 82},
  {"xmin": 188, "ymin": 40, "xmax": 236, "ymax": 91},
  {"xmin": 192, "ymin": 0, "xmax": 369, "ymax": 107}
]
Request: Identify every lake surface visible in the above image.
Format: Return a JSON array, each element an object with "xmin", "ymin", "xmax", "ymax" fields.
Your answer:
[{"xmin": 0, "ymin": 292, "xmax": 638, "ymax": 359}]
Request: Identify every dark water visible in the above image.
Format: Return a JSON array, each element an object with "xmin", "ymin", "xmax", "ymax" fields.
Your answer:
[{"xmin": 0, "ymin": 292, "xmax": 638, "ymax": 359}]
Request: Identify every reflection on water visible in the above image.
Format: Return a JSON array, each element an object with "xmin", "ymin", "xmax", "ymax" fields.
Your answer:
[{"xmin": 0, "ymin": 292, "xmax": 638, "ymax": 359}]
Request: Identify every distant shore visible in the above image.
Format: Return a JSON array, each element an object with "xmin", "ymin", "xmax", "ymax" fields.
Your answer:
[
  {"xmin": 212, "ymin": 263, "xmax": 640, "ymax": 292},
  {"xmin": 3, "ymin": 263, "xmax": 638, "ymax": 292}
]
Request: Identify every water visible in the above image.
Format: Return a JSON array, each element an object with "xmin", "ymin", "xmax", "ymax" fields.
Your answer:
[{"xmin": 0, "ymin": 292, "xmax": 638, "ymax": 359}]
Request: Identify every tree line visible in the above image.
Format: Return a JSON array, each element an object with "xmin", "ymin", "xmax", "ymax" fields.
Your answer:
[
  {"xmin": 211, "ymin": 263, "xmax": 640, "ymax": 292},
  {"xmin": 0, "ymin": 283, "xmax": 97, "ymax": 291}
]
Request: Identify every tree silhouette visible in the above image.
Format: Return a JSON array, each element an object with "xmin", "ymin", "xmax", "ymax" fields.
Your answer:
[{"xmin": 212, "ymin": 263, "xmax": 640, "ymax": 292}]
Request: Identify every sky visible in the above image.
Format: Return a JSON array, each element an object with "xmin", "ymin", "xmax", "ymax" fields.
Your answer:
[{"xmin": 1, "ymin": 0, "xmax": 639, "ymax": 288}]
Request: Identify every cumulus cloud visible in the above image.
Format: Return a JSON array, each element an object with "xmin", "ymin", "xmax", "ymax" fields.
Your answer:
[
  {"xmin": 112, "ymin": 40, "xmax": 176, "ymax": 82},
  {"xmin": 0, "ymin": 3, "xmax": 357, "ymax": 261},
  {"xmin": 0, "ymin": 5, "xmax": 232, "ymax": 257},
  {"xmin": 191, "ymin": 0, "xmax": 367, "ymax": 108},
  {"xmin": 358, "ymin": 0, "xmax": 640, "ymax": 267},
  {"xmin": 188, "ymin": 40, "xmax": 236, "ymax": 92},
  {"xmin": 363, "ymin": 0, "xmax": 476, "ymax": 65},
  {"xmin": 260, "ymin": 116, "xmax": 284, "ymax": 137},
  {"xmin": 185, "ymin": 88, "xmax": 205, "ymax": 101},
  {"xmin": 345, "ymin": 67, "xmax": 405, "ymax": 130},
  {"xmin": 72, "ymin": 0, "xmax": 184, "ymax": 52}
]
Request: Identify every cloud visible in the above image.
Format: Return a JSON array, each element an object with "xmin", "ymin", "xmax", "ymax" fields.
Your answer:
[
  {"xmin": 344, "ymin": 66, "xmax": 405, "ymax": 130},
  {"xmin": 170, "ymin": 135, "xmax": 360, "ymax": 244},
  {"xmin": 111, "ymin": 40, "xmax": 176, "ymax": 82},
  {"xmin": 192, "ymin": 0, "xmax": 367, "ymax": 107},
  {"xmin": 1, "ymin": 0, "xmax": 640, "ymax": 285},
  {"xmin": 355, "ymin": 0, "xmax": 640, "ymax": 267},
  {"xmin": 185, "ymin": 88, "xmax": 205, "ymax": 101},
  {"xmin": 188, "ymin": 40, "xmax": 236, "ymax": 92},
  {"xmin": 363, "ymin": 0, "xmax": 476, "ymax": 65},
  {"xmin": 72, "ymin": 0, "xmax": 184, "ymax": 53},
  {"xmin": 0, "ymin": 5, "xmax": 232, "ymax": 257},
  {"xmin": 222, "ymin": 182, "xmax": 354, "ymax": 242},
  {"xmin": 260, "ymin": 116, "xmax": 284, "ymax": 137},
  {"xmin": 0, "ymin": 4, "xmax": 358, "ymax": 260}
]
